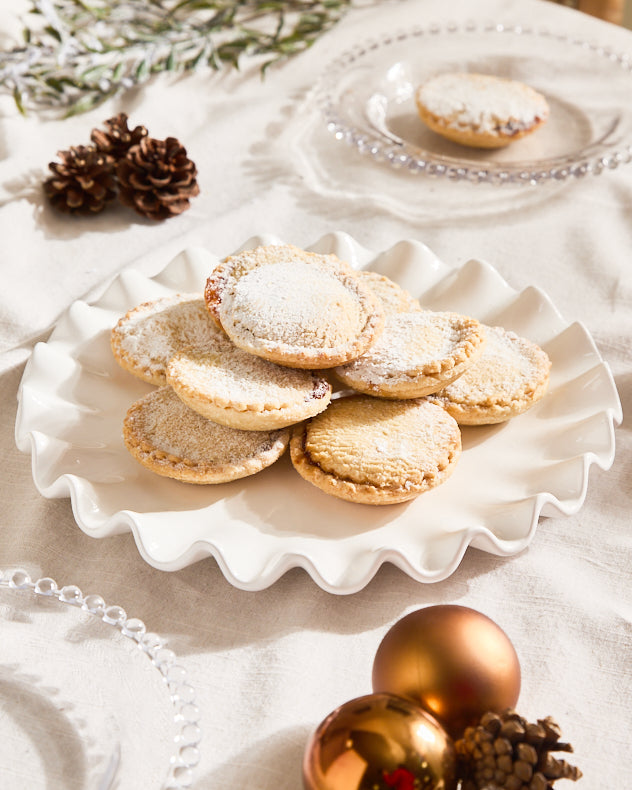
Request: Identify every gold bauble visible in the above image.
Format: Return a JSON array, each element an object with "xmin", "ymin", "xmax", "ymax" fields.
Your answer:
[
  {"xmin": 303, "ymin": 692, "xmax": 457, "ymax": 790},
  {"xmin": 371, "ymin": 605, "xmax": 521, "ymax": 739}
]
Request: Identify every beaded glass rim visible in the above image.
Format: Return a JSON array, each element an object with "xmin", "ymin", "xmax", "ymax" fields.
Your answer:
[
  {"xmin": 0, "ymin": 568, "xmax": 201, "ymax": 789},
  {"xmin": 314, "ymin": 20, "xmax": 632, "ymax": 185}
]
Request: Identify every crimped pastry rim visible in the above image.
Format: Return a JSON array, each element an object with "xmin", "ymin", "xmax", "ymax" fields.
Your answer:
[
  {"xmin": 414, "ymin": 72, "xmax": 549, "ymax": 149},
  {"xmin": 204, "ymin": 244, "xmax": 386, "ymax": 368},
  {"xmin": 334, "ymin": 311, "xmax": 486, "ymax": 397},
  {"xmin": 110, "ymin": 293, "xmax": 212, "ymax": 386},
  {"xmin": 415, "ymin": 101, "xmax": 547, "ymax": 148},
  {"xmin": 166, "ymin": 346, "xmax": 332, "ymax": 415},
  {"xmin": 123, "ymin": 388, "xmax": 290, "ymax": 484},
  {"xmin": 289, "ymin": 397, "xmax": 462, "ymax": 505},
  {"xmin": 428, "ymin": 326, "xmax": 552, "ymax": 424},
  {"xmin": 433, "ymin": 377, "xmax": 551, "ymax": 425}
]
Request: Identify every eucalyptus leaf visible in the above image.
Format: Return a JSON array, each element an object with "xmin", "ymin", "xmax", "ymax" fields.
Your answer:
[
  {"xmin": 13, "ymin": 86, "xmax": 26, "ymax": 115},
  {"xmin": 63, "ymin": 90, "xmax": 108, "ymax": 117},
  {"xmin": 0, "ymin": 0, "xmax": 351, "ymax": 115}
]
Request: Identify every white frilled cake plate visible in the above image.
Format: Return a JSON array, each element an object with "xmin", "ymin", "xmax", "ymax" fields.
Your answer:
[{"xmin": 15, "ymin": 233, "xmax": 622, "ymax": 594}]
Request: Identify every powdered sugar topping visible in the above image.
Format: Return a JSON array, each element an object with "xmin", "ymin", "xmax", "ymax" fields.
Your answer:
[
  {"xmin": 417, "ymin": 73, "xmax": 549, "ymax": 134},
  {"xmin": 127, "ymin": 388, "xmax": 286, "ymax": 465},
  {"xmin": 113, "ymin": 295, "xmax": 221, "ymax": 382},
  {"xmin": 437, "ymin": 325, "xmax": 551, "ymax": 404},
  {"xmin": 306, "ymin": 397, "xmax": 460, "ymax": 485},
  {"xmin": 169, "ymin": 341, "xmax": 328, "ymax": 411},
  {"xmin": 337, "ymin": 310, "xmax": 482, "ymax": 384},
  {"xmin": 222, "ymin": 260, "xmax": 365, "ymax": 351}
]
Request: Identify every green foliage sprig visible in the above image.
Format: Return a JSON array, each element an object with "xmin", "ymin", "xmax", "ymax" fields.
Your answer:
[{"xmin": 1, "ymin": 0, "xmax": 351, "ymax": 116}]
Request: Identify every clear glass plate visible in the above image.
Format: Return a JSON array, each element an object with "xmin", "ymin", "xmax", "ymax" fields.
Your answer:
[
  {"xmin": 0, "ymin": 569, "xmax": 201, "ymax": 789},
  {"xmin": 15, "ymin": 233, "xmax": 622, "ymax": 594},
  {"xmin": 315, "ymin": 21, "xmax": 632, "ymax": 184}
]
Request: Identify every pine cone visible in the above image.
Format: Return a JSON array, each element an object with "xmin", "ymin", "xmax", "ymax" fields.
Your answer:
[
  {"xmin": 116, "ymin": 136, "xmax": 199, "ymax": 220},
  {"xmin": 44, "ymin": 145, "xmax": 117, "ymax": 215},
  {"xmin": 91, "ymin": 113, "xmax": 148, "ymax": 160},
  {"xmin": 455, "ymin": 709, "xmax": 582, "ymax": 790}
]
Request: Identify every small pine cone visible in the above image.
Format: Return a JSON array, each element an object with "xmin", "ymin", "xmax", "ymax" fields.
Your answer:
[
  {"xmin": 455, "ymin": 709, "xmax": 582, "ymax": 790},
  {"xmin": 116, "ymin": 136, "xmax": 200, "ymax": 220},
  {"xmin": 91, "ymin": 113, "xmax": 148, "ymax": 160},
  {"xmin": 44, "ymin": 145, "xmax": 117, "ymax": 215}
]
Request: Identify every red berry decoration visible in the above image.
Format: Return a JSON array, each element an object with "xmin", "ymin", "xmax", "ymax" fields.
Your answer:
[{"xmin": 383, "ymin": 766, "xmax": 417, "ymax": 789}]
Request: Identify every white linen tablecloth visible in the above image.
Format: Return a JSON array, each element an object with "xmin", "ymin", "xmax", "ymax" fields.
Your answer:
[{"xmin": 0, "ymin": 0, "xmax": 630, "ymax": 787}]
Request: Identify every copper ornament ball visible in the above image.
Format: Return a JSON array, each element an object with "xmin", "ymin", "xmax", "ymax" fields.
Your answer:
[
  {"xmin": 371, "ymin": 605, "xmax": 521, "ymax": 739},
  {"xmin": 303, "ymin": 692, "xmax": 458, "ymax": 790}
]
